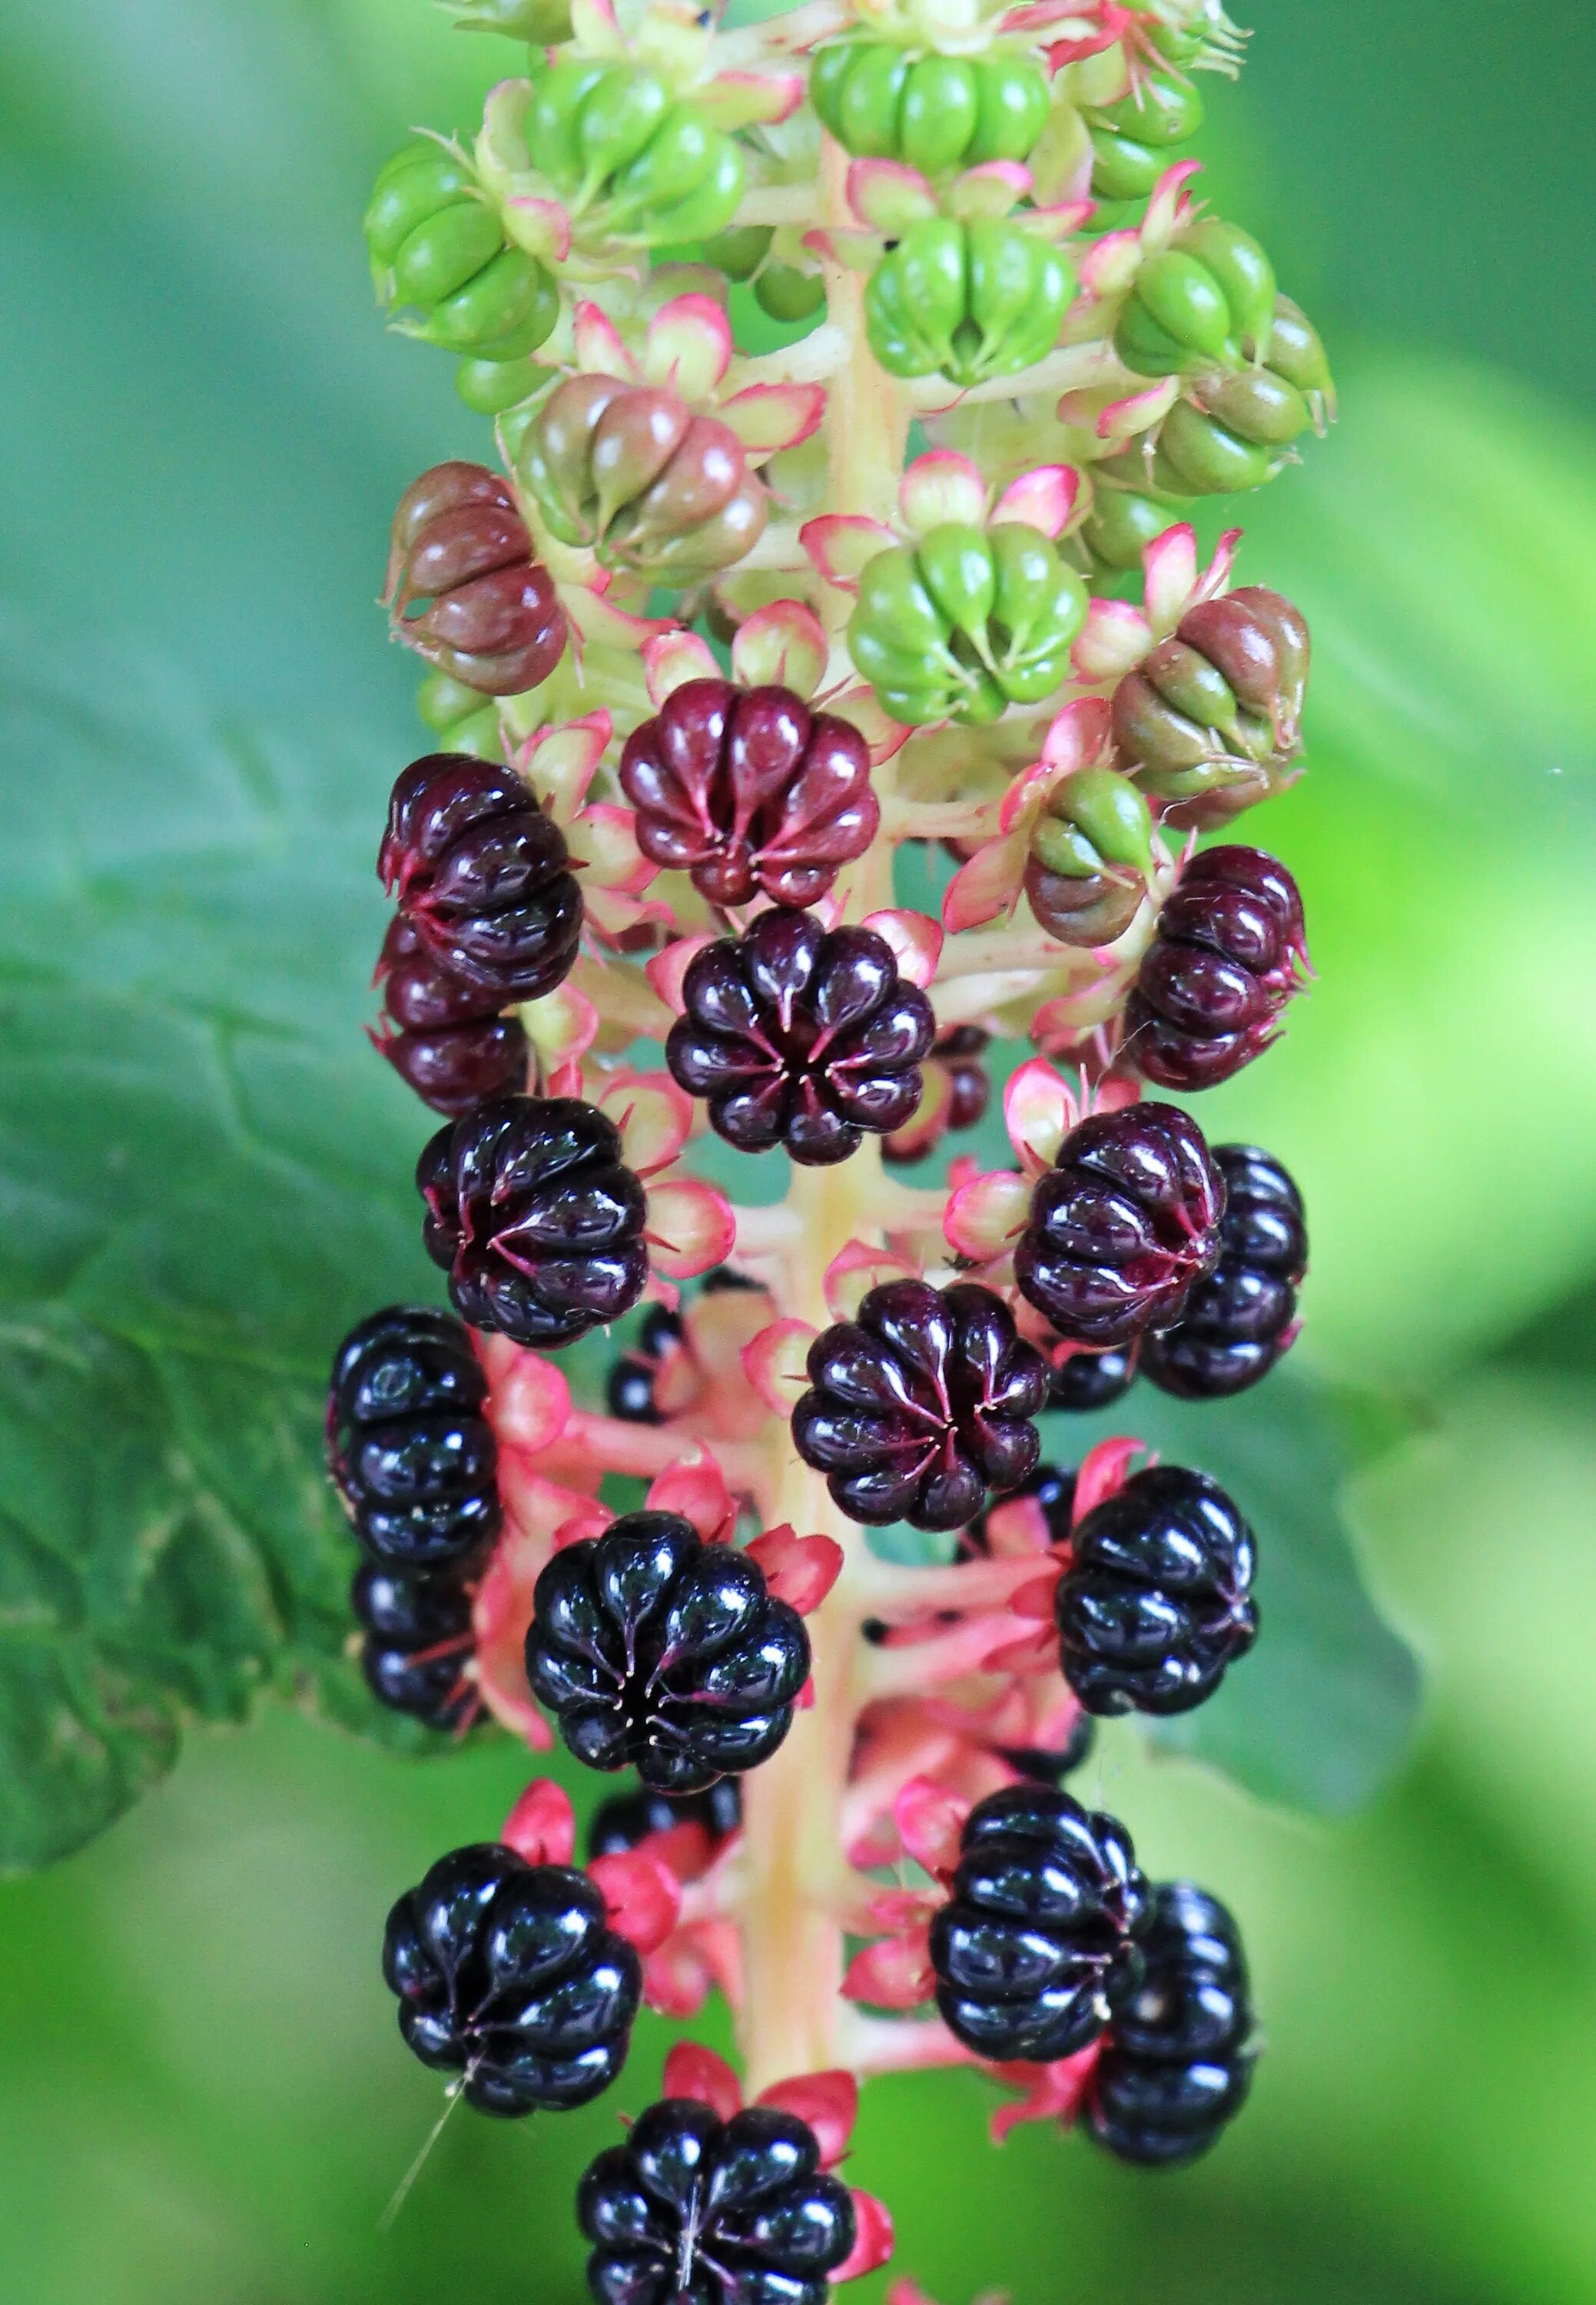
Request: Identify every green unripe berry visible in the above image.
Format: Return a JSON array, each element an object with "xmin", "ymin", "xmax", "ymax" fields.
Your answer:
[
  {"xmin": 755, "ymin": 264, "xmax": 825, "ymax": 321},
  {"xmin": 702, "ymin": 225, "xmax": 773, "ymax": 282},
  {"xmin": 866, "ymin": 219, "xmax": 1073, "ymax": 388},
  {"xmin": 1090, "ymin": 71, "xmax": 1203, "ymax": 148},
  {"xmin": 455, "ymin": 352, "xmax": 549, "ymax": 414},
  {"xmin": 1152, "ymin": 400, "xmax": 1276, "ymax": 494},
  {"xmin": 365, "ymin": 144, "xmax": 475, "ymax": 271},
  {"xmin": 1079, "ymin": 486, "xmax": 1181, "ymax": 569},
  {"xmin": 1030, "ymin": 764, "xmax": 1153, "ymax": 877},
  {"xmin": 848, "ymin": 522, "xmax": 1086, "ymax": 725},
  {"xmin": 1269, "ymin": 294, "xmax": 1335, "ymax": 400},
  {"xmin": 810, "ymin": 41, "xmax": 1048, "ymax": 174},
  {"xmin": 1115, "ymin": 222, "xmax": 1274, "ymax": 379},
  {"xmin": 528, "ymin": 60, "xmax": 744, "ymax": 244}
]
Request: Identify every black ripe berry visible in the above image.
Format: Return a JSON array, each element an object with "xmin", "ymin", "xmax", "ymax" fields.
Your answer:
[
  {"xmin": 929, "ymin": 1783, "xmax": 1149, "ymax": 2062},
  {"xmin": 353, "ymin": 1562, "xmax": 476, "ymax": 1731},
  {"xmin": 791, "ymin": 1279, "xmax": 1049, "ymax": 1532},
  {"xmin": 665, "ymin": 906, "xmax": 934, "ymax": 1167},
  {"xmin": 526, "ymin": 1511, "xmax": 810, "ymax": 1792},
  {"xmin": 1055, "ymin": 1466, "xmax": 1257, "ymax": 1716},
  {"xmin": 1142, "ymin": 1143, "xmax": 1306, "ymax": 1398},
  {"xmin": 1000, "ymin": 1710, "xmax": 1098, "ymax": 1787},
  {"xmin": 1047, "ymin": 1344, "xmax": 1136, "ymax": 1412},
  {"xmin": 586, "ymin": 1778, "xmax": 742, "ymax": 1861},
  {"xmin": 418, "ymin": 1096, "xmax": 649, "ymax": 1348},
  {"xmin": 604, "ymin": 1306, "xmax": 685, "ymax": 1425},
  {"xmin": 1124, "ymin": 847, "xmax": 1308, "ymax": 1093},
  {"xmin": 579, "ymin": 2096, "xmax": 856, "ymax": 2305},
  {"xmin": 381, "ymin": 1843, "xmax": 642, "ymax": 2114},
  {"xmin": 1014, "ymin": 1101, "xmax": 1226, "ymax": 1348},
  {"xmin": 380, "ymin": 751, "xmax": 582, "ymax": 1003},
  {"xmin": 372, "ymin": 913, "xmax": 529, "ymax": 1116},
  {"xmin": 1087, "ymin": 1880, "xmax": 1256, "ymax": 2167},
  {"xmin": 962, "ymin": 1461, "xmax": 1077, "ymax": 1557},
  {"xmin": 327, "ymin": 1305, "xmax": 499, "ymax": 1571}
]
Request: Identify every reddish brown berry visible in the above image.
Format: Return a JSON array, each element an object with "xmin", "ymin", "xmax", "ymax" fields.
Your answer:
[
  {"xmin": 385, "ymin": 461, "xmax": 566, "ymax": 695},
  {"xmin": 1123, "ymin": 847, "xmax": 1308, "ymax": 1092},
  {"xmin": 371, "ymin": 915, "xmax": 529, "ymax": 1116},
  {"xmin": 618, "ymin": 678, "xmax": 878, "ymax": 907},
  {"xmin": 380, "ymin": 753, "xmax": 582, "ymax": 1002},
  {"xmin": 1113, "ymin": 585, "xmax": 1309, "ymax": 829}
]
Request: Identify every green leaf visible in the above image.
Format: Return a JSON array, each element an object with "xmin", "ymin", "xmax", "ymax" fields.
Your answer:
[
  {"xmin": 0, "ymin": 617, "xmax": 448, "ymax": 1871},
  {"xmin": 1046, "ymin": 1371, "xmax": 1421, "ymax": 1812}
]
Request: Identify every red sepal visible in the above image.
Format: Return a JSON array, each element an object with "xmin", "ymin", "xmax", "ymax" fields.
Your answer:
[
  {"xmin": 834, "ymin": 2189, "xmax": 895, "ymax": 2282},
  {"xmin": 745, "ymin": 1526, "xmax": 844, "ymax": 1615},
  {"xmin": 1072, "ymin": 1434, "xmax": 1146, "ymax": 1524},
  {"xmin": 588, "ymin": 1849, "xmax": 682, "ymax": 1953},
  {"xmin": 499, "ymin": 1777, "xmax": 576, "ymax": 1868},
  {"xmin": 757, "ymin": 2070, "xmax": 858, "ymax": 2168},
  {"xmin": 663, "ymin": 2041, "xmax": 744, "ymax": 2121}
]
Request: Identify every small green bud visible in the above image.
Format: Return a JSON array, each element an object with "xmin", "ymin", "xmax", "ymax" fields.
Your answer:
[
  {"xmin": 755, "ymin": 264, "xmax": 825, "ymax": 322},
  {"xmin": 702, "ymin": 225, "xmax": 773, "ymax": 282}
]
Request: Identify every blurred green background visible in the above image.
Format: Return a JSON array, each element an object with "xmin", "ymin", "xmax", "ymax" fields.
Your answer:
[{"xmin": 3, "ymin": 2, "xmax": 1596, "ymax": 2300}]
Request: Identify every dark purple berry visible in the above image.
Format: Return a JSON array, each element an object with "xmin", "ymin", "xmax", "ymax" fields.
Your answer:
[
  {"xmin": 791, "ymin": 1279, "xmax": 1049, "ymax": 1532},
  {"xmin": 619, "ymin": 677, "xmax": 879, "ymax": 908},
  {"xmin": 1000, "ymin": 1710, "xmax": 1098, "ymax": 1786},
  {"xmin": 373, "ymin": 913, "xmax": 529, "ymax": 1116},
  {"xmin": 380, "ymin": 752, "xmax": 582, "ymax": 1003},
  {"xmin": 1055, "ymin": 1465, "xmax": 1257, "ymax": 1716},
  {"xmin": 928, "ymin": 1783, "xmax": 1149, "ymax": 2062},
  {"xmin": 417, "ymin": 1096, "xmax": 649, "ymax": 1348},
  {"xmin": 525, "ymin": 1511, "xmax": 810, "ymax": 1792},
  {"xmin": 1123, "ymin": 847, "xmax": 1308, "ymax": 1092},
  {"xmin": 884, "ymin": 1024, "xmax": 991, "ymax": 1166},
  {"xmin": 385, "ymin": 461, "xmax": 567, "ymax": 695},
  {"xmin": 1087, "ymin": 1880, "xmax": 1256, "ymax": 2167},
  {"xmin": 1014, "ymin": 1101, "xmax": 1226, "ymax": 1348},
  {"xmin": 382, "ymin": 1843, "xmax": 641, "ymax": 2115},
  {"xmin": 352, "ymin": 1562, "xmax": 476, "ymax": 1729},
  {"xmin": 327, "ymin": 1306, "xmax": 499, "ymax": 1570},
  {"xmin": 579, "ymin": 2096, "xmax": 856, "ymax": 2305},
  {"xmin": 1048, "ymin": 1344, "xmax": 1137, "ymax": 1411},
  {"xmin": 701, "ymin": 1265, "xmax": 761, "ymax": 1295},
  {"xmin": 665, "ymin": 907, "xmax": 934, "ymax": 1167},
  {"xmin": 1142, "ymin": 1144, "xmax": 1306, "ymax": 1398},
  {"xmin": 586, "ymin": 1777, "xmax": 742, "ymax": 1861}
]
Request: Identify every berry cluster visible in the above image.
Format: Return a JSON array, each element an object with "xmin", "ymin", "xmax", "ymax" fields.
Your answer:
[{"xmin": 329, "ymin": 0, "xmax": 1349, "ymax": 2283}]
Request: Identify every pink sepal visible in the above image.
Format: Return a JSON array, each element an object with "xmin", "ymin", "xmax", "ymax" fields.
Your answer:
[
  {"xmin": 522, "ymin": 980, "xmax": 601, "ymax": 1078},
  {"xmin": 1072, "ymin": 1434, "xmax": 1146, "ymax": 1524},
  {"xmin": 664, "ymin": 2041, "xmax": 744, "ymax": 2121},
  {"xmin": 482, "ymin": 1337, "xmax": 572, "ymax": 1455},
  {"xmin": 828, "ymin": 685, "xmax": 911, "ymax": 765},
  {"xmin": 718, "ymin": 381, "xmax": 827, "ymax": 456},
  {"xmin": 991, "ymin": 463, "xmax": 1079, "ymax": 538},
  {"xmin": 742, "ymin": 1317, "xmax": 818, "ymax": 1412},
  {"xmin": 1143, "ymin": 158, "xmax": 1202, "ymax": 248},
  {"xmin": 801, "ymin": 514, "xmax": 898, "ymax": 591},
  {"xmin": 841, "ymin": 1925, "xmax": 934, "ymax": 2009},
  {"xmin": 1077, "ymin": 227, "xmax": 1142, "ymax": 300},
  {"xmin": 500, "ymin": 1777, "xmax": 576, "ymax": 1867},
  {"xmin": 824, "ymin": 1240, "xmax": 920, "ymax": 1322},
  {"xmin": 647, "ymin": 1178, "xmax": 737, "ymax": 1278},
  {"xmin": 758, "ymin": 2071, "xmax": 857, "ymax": 2168},
  {"xmin": 1004, "ymin": 1057, "xmax": 1080, "ymax": 1172},
  {"xmin": 980, "ymin": 1623, "xmax": 1058, "ymax": 1675},
  {"xmin": 867, "ymin": 1887, "xmax": 935, "ymax": 1932},
  {"xmin": 589, "ymin": 1849, "xmax": 683, "ymax": 1954},
  {"xmin": 834, "ymin": 2192, "xmax": 895, "ymax": 2283},
  {"xmin": 596, "ymin": 1070, "xmax": 693, "ymax": 1176},
  {"xmin": 519, "ymin": 711, "xmax": 610, "ymax": 820},
  {"xmin": 643, "ymin": 293, "xmax": 733, "ymax": 400},
  {"xmin": 942, "ymin": 833, "xmax": 1027, "ymax": 933},
  {"xmin": 732, "ymin": 598, "xmax": 828, "ymax": 697},
  {"xmin": 552, "ymin": 1501, "xmax": 612, "ymax": 1552},
  {"xmin": 745, "ymin": 1527, "xmax": 844, "ymax": 1616},
  {"xmin": 895, "ymin": 1774, "xmax": 969, "ymax": 1879},
  {"xmin": 645, "ymin": 934, "xmax": 715, "ymax": 1016},
  {"xmin": 1090, "ymin": 374, "xmax": 1180, "ymax": 444},
  {"xmin": 861, "ymin": 907, "xmax": 943, "ymax": 987},
  {"xmin": 572, "ymin": 298, "xmax": 633, "ymax": 379},
  {"xmin": 943, "ymin": 1169, "xmax": 1030, "ymax": 1261},
  {"xmin": 644, "ymin": 626, "xmax": 719, "ymax": 706},
  {"xmin": 944, "ymin": 160, "xmax": 1032, "ymax": 221},
  {"xmin": 987, "ymin": 2042, "xmax": 1101, "ymax": 2141},
  {"xmin": 1040, "ymin": 694, "xmax": 1112, "ymax": 773},
  {"xmin": 562, "ymin": 581, "xmax": 675, "ymax": 651},
  {"xmin": 646, "ymin": 1451, "xmax": 738, "ymax": 1544},
  {"xmin": 1072, "ymin": 595, "xmax": 1152, "ymax": 682},
  {"xmin": 1142, "ymin": 522, "xmax": 1198, "ymax": 632},
  {"xmin": 898, "ymin": 449, "xmax": 987, "ymax": 536},
  {"xmin": 503, "ymin": 194, "xmax": 572, "ymax": 267},
  {"xmin": 695, "ymin": 67, "xmax": 807, "ymax": 129},
  {"xmin": 796, "ymin": 1673, "xmax": 816, "ymax": 1710},
  {"xmin": 1010, "ymin": 1571, "xmax": 1061, "ymax": 1620},
  {"xmin": 847, "ymin": 157, "xmax": 937, "ymax": 233},
  {"xmin": 980, "ymin": 1491, "xmax": 1054, "ymax": 1558}
]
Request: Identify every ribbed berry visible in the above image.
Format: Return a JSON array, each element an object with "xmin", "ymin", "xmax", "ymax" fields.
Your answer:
[
  {"xmin": 382, "ymin": 1843, "xmax": 641, "ymax": 2114},
  {"xmin": 1055, "ymin": 1465, "xmax": 1257, "ymax": 1716},
  {"xmin": 1048, "ymin": 1344, "xmax": 1136, "ymax": 1411},
  {"xmin": 604, "ymin": 1305, "xmax": 685, "ymax": 1425},
  {"xmin": 1124, "ymin": 847, "xmax": 1308, "ymax": 1092},
  {"xmin": 666, "ymin": 908, "xmax": 934, "ymax": 1167},
  {"xmin": 1143, "ymin": 1144, "xmax": 1306, "ymax": 1398},
  {"xmin": 928, "ymin": 1784, "xmax": 1149, "ymax": 2061},
  {"xmin": 1001, "ymin": 1710, "xmax": 1098, "ymax": 1787},
  {"xmin": 791, "ymin": 1279, "xmax": 1048, "ymax": 1531},
  {"xmin": 373, "ymin": 914, "xmax": 529, "ymax": 1116},
  {"xmin": 1087, "ymin": 1880, "xmax": 1256, "ymax": 2167},
  {"xmin": 380, "ymin": 752, "xmax": 582, "ymax": 1003},
  {"xmin": 418, "ymin": 1096, "xmax": 649, "ymax": 1348},
  {"xmin": 587, "ymin": 1778, "xmax": 742, "ymax": 1860},
  {"xmin": 579, "ymin": 2097, "xmax": 856, "ymax": 2305},
  {"xmin": 1014, "ymin": 1102, "xmax": 1226, "ymax": 1348},
  {"xmin": 353, "ymin": 1561, "xmax": 476, "ymax": 1730},
  {"xmin": 525, "ymin": 1511, "xmax": 810, "ymax": 1792},
  {"xmin": 619, "ymin": 678, "xmax": 878, "ymax": 907},
  {"xmin": 327, "ymin": 1305, "xmax": 499, "ymax": 1570},
  {"xmin": 385, "ymin": 461, "xmax": 567, "ymax": 695}
]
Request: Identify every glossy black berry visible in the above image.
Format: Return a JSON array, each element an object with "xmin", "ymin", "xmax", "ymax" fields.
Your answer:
[
  {"xmin": 1055, "ymin": 1466, "xmax": 1257, "ymax": 1716},
  {"xmin": 353, "ymin": 1562, "xmax": 476, "ymax": 1729},
  {"xmin": 1047, "ymin": 1344, "xmax": 1136, "ymax": 1411},
  {"xmin": 327, "ymin": 1305, "xmax": 499, "ymax": 1570},
  {"xmin": 1000, "ymin": 1711, "xmax": 1098, "ymax": 1786},
  {"xmin": 1142, "ymin": 1144, "xmax": 1306, "ymax": 1398},
  {"xmin": 791, "ymin": 1279, "xmax": 1049, "ymax": 1532},
  {"xmin": 418, "ymin": 1096, "xmax": 649, "ymax": 1348},
  {"xmin": 586, "ymin": 1778, "xmax": 742, "ymax": 1860},
  {"xmin": 579, "ymin": 2096, "xmax": 856, "ymax": 2305},
  {"xmin": 604, "ymin": 1307, "xmax": 685, "ymax": 1424},
  {"xmin": 380, "ymin": 752, "xmax": 582, "ymax": 1003},
  {"xmin": 1124, "ymin": 847, "xmax": 1308, "ymax": 1092},
  {"xmin": 665, "ymin": 907, "xmax": 934, "ymax": 1167},
  {"xmin": 526, "ymin": 1511, "xmax": 810, "ymax": 1793},
  {"xmin": 1087, "ymin": 1880, "xmax": 1256, "ymax": 2167},
  {"xmin": 928, "ymin": 1783, "xmax": 1149, "ymax": 2062},
  {"xmin": 1014, "ymin": 1102, "xmax": 1226, "ymax": 1348},
  {"xmin": 382, "ymin": 1842, "xmax": 642, "ymax": 2115}
]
